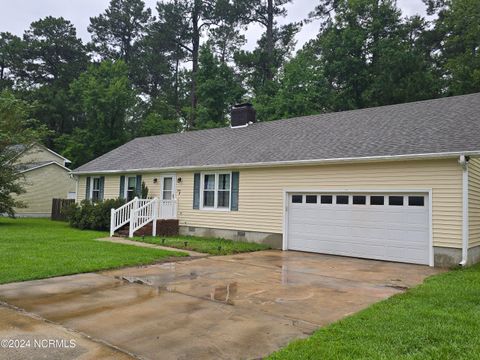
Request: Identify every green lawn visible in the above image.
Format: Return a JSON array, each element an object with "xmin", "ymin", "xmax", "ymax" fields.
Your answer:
[
  {"xmin": 134, "ymin": 235, "xmax": 271, "ymax": 255},
  {"xmin": 0, "ymin": 217, "xmax": 186, "ymax": 284},
  {"xmin": 269, "ymin": 264, "xmax": 480, "ymax": 359}
]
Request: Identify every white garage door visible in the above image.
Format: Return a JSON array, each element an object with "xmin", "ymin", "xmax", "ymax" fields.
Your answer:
[{"xmin": 286, "ymin": 193, "xmax": 430, "ymax": 265}]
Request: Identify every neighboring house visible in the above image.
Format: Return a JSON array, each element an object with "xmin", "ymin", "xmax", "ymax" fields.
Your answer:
[
  {"xmin": 72, "ymin": 93, "xmax": 480, "ymax": 267},
  {"xmin": 13, "ymin": 144, "xmax": 76, "ymax": 217}
]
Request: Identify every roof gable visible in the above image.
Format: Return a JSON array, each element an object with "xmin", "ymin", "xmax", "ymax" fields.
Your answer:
[{"xmin": 14, "ymin": 143, "xmax": 71, "ymax": 167}]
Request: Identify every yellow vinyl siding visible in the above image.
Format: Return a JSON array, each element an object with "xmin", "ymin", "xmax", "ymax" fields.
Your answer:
[
  {"xmin": 469, "ymin": 158, "xmax": 480, "ymax": 248},
  {"xmin": 15, "ymin": 164, "xmax": 76, "ymax": 215},
  {"xmin": 76, "ymin": 158, "xmax": 463, "ymax": 248},
  {"xmin": 16, "ymin": 144, "xmax": 65, "ymax": 165},
  {"xmin": 177, "ymin": 159, "xmax": 463, "ymax": 249},
  {"xmin": 77, "ymin": 175, "xmax": 120, "ymax": 201}
]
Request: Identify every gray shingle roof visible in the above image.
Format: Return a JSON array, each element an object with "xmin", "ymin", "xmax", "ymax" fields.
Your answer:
[{"xmin": 73, "ymin": 93, "xmax": 480, "ymax": 173}]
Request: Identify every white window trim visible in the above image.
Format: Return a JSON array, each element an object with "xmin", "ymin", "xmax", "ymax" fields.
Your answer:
[
  {"xmin": 200, "ymin": 171, "xmax": 232, "ymax": 211},
  {"xmin": 124, "ymin": 175, "xmax": 137, "ymax": 200},
  {"xmin": 90, "ymin": 176, "xmax": 102, "ymax": 201}
]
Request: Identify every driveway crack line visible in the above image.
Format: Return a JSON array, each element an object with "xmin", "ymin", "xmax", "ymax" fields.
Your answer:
[{"xmin": 0, "ymin": 301, "xmax": 148, "ymax": 360}]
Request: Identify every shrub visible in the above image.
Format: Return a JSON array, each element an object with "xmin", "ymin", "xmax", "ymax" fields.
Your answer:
[{"xmin": 65, "ymin": 198, "xmax": 126, "ymax": 231}]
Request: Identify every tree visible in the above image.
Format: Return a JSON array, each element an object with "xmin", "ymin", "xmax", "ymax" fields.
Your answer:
[
  {"xmin": 425, "ymin": 0, "xmax": 480, "ymax": 94},
  {"xmin": 14, "ymin": 17, "xmax": 90, "ymax": 148},
  {"xmin": 207, "ymin": 25, "xmax": 246, "ymax": 64},
  {"xmin": 156, "ymin": 0, "xmax": 244, "ymax": 128},
  {"xmin": 59, "ymin": 60, "xmax": 136, "ymax": 167},
  {"xmin": 0, "ymin": 32, "xmax": 23, "ymax": 90},
  {"xmin": 242, "ymin": 0, "xmax": 293, "ymax": 82},
  {"xmin": 196, "ymin": 46, "xmax": 245, "ymax": 129},
  {"xmin": 88, "ymin": 0, "xmax": 152, "ymax": 63},
  {"xmin": 259, "ymin": 42, "xmax": 332, "ymax": 120},
  {"xmin": 21, "ymin": 17, "xmax": 88, "ymax": 88},
  {"xmin": 235, "ymin": 23, "xmax": 299, "ymax": 95},
  {"xmin": 0, "ymin": 91, "xmax": 46, "ymax": 217},
  {"xmin": 308, "ymin": 0, "xmax": 440, "ymax": 111},
  {"xmin": 234, "ymin": 0, "xmax": 300, "ymax": 121},
  {"xmin": 129, "ymin": 21, "xmax": 176, "ymax": 99}
]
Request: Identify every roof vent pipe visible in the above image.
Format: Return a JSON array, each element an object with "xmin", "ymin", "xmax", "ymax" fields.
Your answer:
[{"xmin": 231, "ymin": 103, "xmax": 256, "ymax": 128}]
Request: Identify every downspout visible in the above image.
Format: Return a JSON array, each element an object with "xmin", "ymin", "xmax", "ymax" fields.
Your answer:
[
  {"xmin": 72, "ymin": 174, "xmax": 79, "ymax": 203},
  {"xmin": 459, "ymin": 155, "xmax": 470, "ymax": 266}
]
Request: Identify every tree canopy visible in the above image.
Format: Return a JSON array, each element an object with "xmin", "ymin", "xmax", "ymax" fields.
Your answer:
[{"xmin": 0, "ymin": 0, "xmax": 478, "ymax": 168}]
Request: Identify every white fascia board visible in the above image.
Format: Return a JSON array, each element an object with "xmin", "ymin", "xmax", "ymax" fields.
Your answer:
[
  {"xmin": 70, "ymin": 150, "xmax": 480, "ymax": 175},
  {"xmin": 21, "ymin": 161, "xmax": 71, "ymax": 174}
]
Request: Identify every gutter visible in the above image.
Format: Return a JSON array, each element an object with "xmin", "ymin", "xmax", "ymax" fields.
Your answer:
[
  {"xmin": 459, "ymin": 155, "xmax": 470, "ymax": 266},
  {"xmin": 70, "ymin": 150, "xmax": 480, "ymax": 175}
]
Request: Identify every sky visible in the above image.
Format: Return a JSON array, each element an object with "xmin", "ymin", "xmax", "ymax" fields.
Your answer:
[{"xmin": 0, "ymin": 0, "xmax": 428, "ymax": 51}]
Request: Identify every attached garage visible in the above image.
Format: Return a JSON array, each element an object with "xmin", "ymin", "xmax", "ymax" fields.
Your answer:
[{"xmin": 285, "ymin": 192, "xmax": 431, "ymax": 265}]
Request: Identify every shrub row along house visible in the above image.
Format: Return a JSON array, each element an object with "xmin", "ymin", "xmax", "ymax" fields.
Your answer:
[{"xmin": 71, "ymin": 93, "xmax": 480, "ymax": 267}]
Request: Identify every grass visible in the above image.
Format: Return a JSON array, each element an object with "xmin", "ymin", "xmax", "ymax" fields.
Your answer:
[
  {"xmin": 133, "ymin": 234, "xmax": 271, "ymax": 255},
  {"xmin": 0, "ymin": 217, "xmax": 186, "ymax": 284},
  {"xmin": 269, "ymin": 264, "xmax": 480, "ymax": 359}
]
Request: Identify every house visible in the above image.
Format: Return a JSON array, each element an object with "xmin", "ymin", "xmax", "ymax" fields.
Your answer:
[
  {"xmin": 13, "ymin": 143, "xmax": 76, "ymax": 217},
  {"xmin": 72, "ymin": 93, "xmax": 480, "ymax": 267}
]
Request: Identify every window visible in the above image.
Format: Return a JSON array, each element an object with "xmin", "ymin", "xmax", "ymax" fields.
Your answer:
[
  {"xmin": 370, "ymin": 196, "xmax": 384, "ymax": 205},
  {"xmin": 201, "ymin": 173, "xmax": 231, "ymax": 210},
  {"xmin": 389, "ymin": 196, "xmax": 404, "ymax": 206},
  {"xmin": 162, "ymin": 177, "xmax": 173, "ymax": 200},
  {"xmin": 353, "ymin": 196, "xmax": 366, "ymax": 205},
  {"xmin": 409, "ymin": 196, "xmax": 425, "ymax": 206},
  {"xmin": 336, "ymin": 195, "xmax": 349, "ymax": 204},
  {"xmin": 321, "ymin": 195, "xmax": 333, "ymax": 204},
  {"xmin": 91, "ymin": 177, "xmax": 101, "ymax": 201},
  {"xmin": 203, "ymin": 174, "xmax": 215, "ymax": 207},
  {"xmin": 306, "ymin": 195, "xmax": 317, "ymax": 204},
  {"xmin": 218, "ymin": 174, "xmax": 231, "ymax": 208},
  {"xmin": 292, "ymin": 195, "xmax": 303, "ymax": 203},
  {"xmin": 126, "ymin": 176, "xmax": 137, "ymax": 201}
]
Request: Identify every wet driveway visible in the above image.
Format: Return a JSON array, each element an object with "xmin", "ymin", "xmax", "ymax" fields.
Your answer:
[{"xmin": 0, "ymin": 250, "xmax": 441, "ymax": 359}]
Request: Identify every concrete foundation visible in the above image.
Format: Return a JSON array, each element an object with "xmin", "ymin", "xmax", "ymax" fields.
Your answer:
[
  {"xmin": 182, "ymin": 226, "xmax": 480, "ymax": 268},
  {"xmin": 179, "ymin": 226, "xmax": 283, "ymax": 248},
  {"xmin": 433, "ymin": 245, "xmax": 480, "ymax": 268}
]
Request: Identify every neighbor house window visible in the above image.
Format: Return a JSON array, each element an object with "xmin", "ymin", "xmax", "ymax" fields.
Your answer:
[
  {"xmin": 126, "ymin": 176, "xmax": 137, "ymax": 201},
  {"xmin": 201, "ymin": 173, "xmax": 231, "ymax": 210},
  {"xmin": 91, "ymin": 177, "xmax": 101, "ymax": 201}
]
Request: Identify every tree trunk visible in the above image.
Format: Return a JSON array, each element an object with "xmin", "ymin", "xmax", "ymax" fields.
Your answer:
[
  {"xmin": 265, "ymin": 0, "xmax": 274, "ymax": 81},
  {"xmin": 190, "ymin": 0, "xmax": 201, "ymax": 129},
  {"xmin": 174, "ymin": 48, "xmax": 180, "ymax": 116}
]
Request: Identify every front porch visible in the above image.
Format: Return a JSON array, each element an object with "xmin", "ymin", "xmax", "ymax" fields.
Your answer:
[{"xmin": 110, "ymin": 197, "xmax": 177, "ymax": 238}]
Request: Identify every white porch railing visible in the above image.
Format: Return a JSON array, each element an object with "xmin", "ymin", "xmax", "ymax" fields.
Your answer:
[
  {"xmin": 110, "ymin": 198, "xmax": 137, "ymax": 236},
  {"xmin": 110, "ymin": 197, "xmax": 177, "ymax": 237},
  {"xmin": 129, "ymin": 198, "xmax": 158, "ymax": 238}
]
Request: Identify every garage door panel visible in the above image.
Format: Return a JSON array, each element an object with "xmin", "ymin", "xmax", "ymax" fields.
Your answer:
[{"xmin": 287, "ymin": 192, "xmax": 430, "ymax": 265}]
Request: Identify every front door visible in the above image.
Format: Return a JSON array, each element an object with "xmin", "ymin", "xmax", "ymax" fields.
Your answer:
[{"xmin": 159, "ymin": 174, "xmax": 177, "ymax": 219}]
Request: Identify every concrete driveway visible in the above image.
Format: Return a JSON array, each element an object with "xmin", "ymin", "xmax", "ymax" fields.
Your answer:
[{"xmin": 0, "ymin": 250, "xmax": 441, "ymax": 360}]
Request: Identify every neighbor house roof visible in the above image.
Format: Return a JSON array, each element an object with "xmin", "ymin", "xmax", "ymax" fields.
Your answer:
[
  {"xmin": 73, "ymin": 93, "xmax": 480, "ymax": 174},
  {"xmin": 9, "ymin": 143, "xmax": 72, "ymax": 164},
  {"xmin": 18, "ymin": 161, "xmax": 71, "ymax": 173}
]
